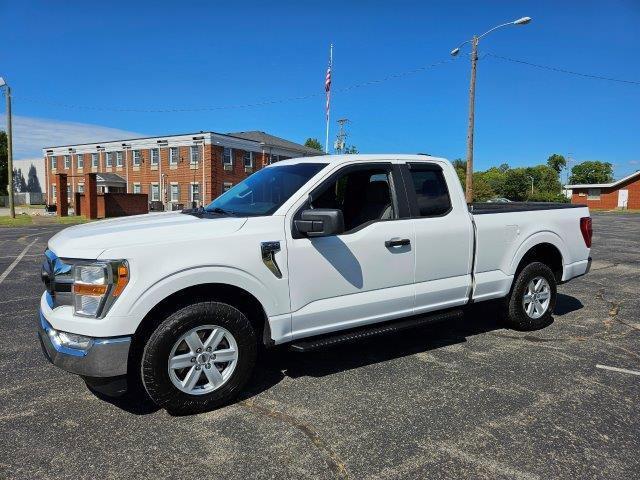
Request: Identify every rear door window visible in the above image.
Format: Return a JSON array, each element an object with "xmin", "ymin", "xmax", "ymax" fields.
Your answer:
[{"xmin": 407, "ymin": 164, "xmax": 452, "ymax": 217}]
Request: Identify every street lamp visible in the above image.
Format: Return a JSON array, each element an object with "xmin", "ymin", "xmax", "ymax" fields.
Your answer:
[
  {"xmin": 528, "ymin": 175, "xmax": 535, "ymax": 195},
  {"xmin": 451, "ymin": 16, "xmax": 532, "ymax": 203},
  {"xmin": 0, "ymin": 76, "xmax": 15, "ymax": 218}
]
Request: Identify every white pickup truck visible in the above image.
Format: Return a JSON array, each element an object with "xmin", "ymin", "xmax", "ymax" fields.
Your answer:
[{"xmin": 38, "ymin": 154, "xmax": 592, "ymax": 414}]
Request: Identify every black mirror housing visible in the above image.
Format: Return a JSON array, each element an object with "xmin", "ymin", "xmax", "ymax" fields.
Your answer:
[{"xmin": 295, "ymin": 209, "xmax": 344, "ymax": 237}]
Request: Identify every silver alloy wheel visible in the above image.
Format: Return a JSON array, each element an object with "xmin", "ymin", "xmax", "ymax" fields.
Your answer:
[
  {"xmin": 168, "ymin": 325, "xmax": 239, "ymax": 395},
  {"xmin": 522, "ymin": 276, "xmax": 551, "ymax": 319}
]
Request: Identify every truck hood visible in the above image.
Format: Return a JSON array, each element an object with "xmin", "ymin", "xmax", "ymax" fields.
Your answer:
[{"xmin": 48, "ymin": 212, "xmax": 247, "ymax": 259}]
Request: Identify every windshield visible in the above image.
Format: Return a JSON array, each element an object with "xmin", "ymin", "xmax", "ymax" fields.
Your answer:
[{"xmin": 205, "ymin": 162, "xmax": 327, "ymax": 216}]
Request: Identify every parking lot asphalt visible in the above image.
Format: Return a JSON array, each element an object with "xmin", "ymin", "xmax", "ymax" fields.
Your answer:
[{"xmin": 0, "ymin": 213, "xmax": 638, "ymax": 479}]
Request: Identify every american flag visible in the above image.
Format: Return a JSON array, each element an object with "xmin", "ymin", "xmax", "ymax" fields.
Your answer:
[{"xmin": 325, "ymin": 62, "xmax": 332, "ymax": 120}]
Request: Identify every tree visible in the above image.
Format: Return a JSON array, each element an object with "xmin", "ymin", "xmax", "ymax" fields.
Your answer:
[
  {"xmin": 525, "ymin": 165, "xmax": 561, "ymax": 194},
  {"xmin": 343, "ymin": 145, "xmax": 359, "ymax": 154},
  {"xmin": 27, "ymin": 164, "xmax": 42, "ymax": 193},
  {"xmin": 546, "ymin": 154, "xmax": 566, "ymax": 174},
  {"xmin": 0, "ymin": 131, "xmax": 7, "ymax": 196},
  {"xmin": 471, "ymin": 172, "xmax": 495, "ymax": 202},
  {"xmin": 482, "ymin": 166, "xmax": 507, "ymax": 196},
  {"xmin": 13, "ymin": 168, "xmax": 27, "ymax": 193},
  {"xmin": 452, "ymin": 158, "xmax": 466, "ymax": 187},
  {"xmin": 304, "ymin": 138, "xmax": 323, "ymax": 152},
  {"xmin": 569, "ymin": 161, "xmax": 614, "ymax": 184},
  {"xmin": 502, "ymin": 168, "xmax": 531, "ymax": 201}
]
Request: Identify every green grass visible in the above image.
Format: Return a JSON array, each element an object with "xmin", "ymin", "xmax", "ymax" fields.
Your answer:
[
  {"xmin": 0, "ymin": 215, "xmax": 34, "ymax": 227},
  {"xmin": 55, "ymin": 215, "xmax": 89, "ymax": 225}
]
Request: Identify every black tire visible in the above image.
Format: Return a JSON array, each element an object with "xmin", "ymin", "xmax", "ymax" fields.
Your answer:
[
  {"xmin": 141, "ymin": 301, "xmax": 257, "ymax": 415},
  {"xmin": 503, "ymin": 261, "xmax": 557, "ymax": 331}
]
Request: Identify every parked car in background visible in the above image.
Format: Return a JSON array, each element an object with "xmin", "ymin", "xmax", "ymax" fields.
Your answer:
[
  {"xmin": 486, "ymin": 197, "xmax": 513, "ymax": 203},
  {"xmin": 38, "ymin": 154, "xmax": 592, "ymax": 414}
]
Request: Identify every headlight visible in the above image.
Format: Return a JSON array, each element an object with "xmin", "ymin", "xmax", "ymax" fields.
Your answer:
[{"xmin": 72, "ymin": 261, "xmax": 129, "ymax": 318}]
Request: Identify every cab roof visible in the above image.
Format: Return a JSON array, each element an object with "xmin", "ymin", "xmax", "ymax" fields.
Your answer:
[{"xmin": 272, "ymin": 154, "xmax": 449, "ymax": 166}]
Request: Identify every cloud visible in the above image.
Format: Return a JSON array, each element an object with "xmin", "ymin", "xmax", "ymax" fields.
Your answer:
[
  {"xmin": 0, "ymin": 115, "xmax": 143, "ymax": 159},
  {"xmin": 629, "ymin": 160, "xmax": 639, "ymax": 165}
]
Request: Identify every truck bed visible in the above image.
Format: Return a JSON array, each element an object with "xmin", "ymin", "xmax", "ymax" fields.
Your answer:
[{"xmin": 470, "ymin": 202, "xmax": 586, "ymax": 215}]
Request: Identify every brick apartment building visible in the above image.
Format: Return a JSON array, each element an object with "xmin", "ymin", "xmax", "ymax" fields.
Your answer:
[
  {"xmin": 43, "ymin": 131, "xmax": 321, "ymax": 210},
  {"xmin": 567, "ymin": 170, "xmax": 640, "ymax": 210}
]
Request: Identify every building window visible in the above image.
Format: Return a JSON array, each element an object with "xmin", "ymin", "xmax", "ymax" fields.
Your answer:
[
  {"xmin": 105, "ymin": 152, "xmax": 112, "ymax": 167},
  {"xmin": 587, "ymin": 188, "xmax": 601, "ymax": 200},
  {"xmin": 243, "ymin": 151, "xmax": 253, "ymax": 168},
  {"xmin": 223, "ymin": 181, "xmax": 233, "ymax": 192},
  {"xmin": 271, "ymin": 154, "xmax": 279, "ymax": 163},
  {"xmin": 67, "ymin": 185, "xmax": 71, "ymax": 198},
  {"xmin": 170, "ymin": 147, "xmax": 179, "ymax": 165},
  {"xmin": 51, "ymin": 184, "xmax": 57, "ymax": 199},
  {"xmin": 77, "ymin": 154, "xmax": 84, "ymax": 169},
  {"xmin": 223, "ymin": 147, "xmax": 233, "ymax": 166},
  {"xmin": 190, "ymin": 183, "xmax": 200, "ymax": 202},
  {"xmin": 133, "ymin": 183, "xmax": 141, "ymax": 194},
  {"xmin": 116, "ymin": 151, "xmax": 123, "ymax": 167},
  {"xmin": 133, "ymin": 150, "xmax": 141, "ymax": 166},
  {"xmin": 151, "ymin": 148, "xmax": 159, "ymax": 166},
  {"xmin": 50, "ymin": 156, "xmax": 57, "ymax": 170},
  {"xmin": 64, "ymin": 155, "xmax": 71, "ymax": 169},
  {"xmin": 151, "ymin": 183, "xmax": 160, "ymax": 201},
  {"xmin": 170, "ymin": 184, "xmax": 179, "ymax": 202},
  {"xmin": 91, "ymin": 153, "xmax": 99, "ymax": 168},
  {"xmin": 78, "ymin": 183, "xmax": 84, "ymax": 193},
  {"xmin": 190, "ymin": 145, "xmax": 200, "ymax": 164}
]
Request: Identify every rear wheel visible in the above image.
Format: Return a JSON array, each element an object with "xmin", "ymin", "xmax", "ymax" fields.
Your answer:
[
  {"xmin": 503, "ymin": 261, "xmax": 557, "ymax": 331},
  {"xmin": 141, "ymin": 302, "xmax": 257, "ymax": 414}
]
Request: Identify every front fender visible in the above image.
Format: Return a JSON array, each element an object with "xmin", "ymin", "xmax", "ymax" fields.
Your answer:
[{"xmin": 127, "ymin": 265, "xmax": 281, "ymax": 322}]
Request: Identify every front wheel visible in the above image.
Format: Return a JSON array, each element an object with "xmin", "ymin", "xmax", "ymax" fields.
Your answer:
[
  {"xmin": 503, "ymin": 261, "xmax": 557, "ymax": 331},
  {"xmin": 141, "ymin": 302, "xmax": 257, "ymax": 415}
]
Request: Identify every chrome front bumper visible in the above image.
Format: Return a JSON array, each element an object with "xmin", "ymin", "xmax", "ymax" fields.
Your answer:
[{"xmin": 37, "ymin": 310, "xmax": 131, "ymax": 378}]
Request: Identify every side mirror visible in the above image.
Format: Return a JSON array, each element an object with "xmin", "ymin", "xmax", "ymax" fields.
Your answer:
[{"xmin": 295, "ymin": 209, "xmax": 344, "ymax": 237}]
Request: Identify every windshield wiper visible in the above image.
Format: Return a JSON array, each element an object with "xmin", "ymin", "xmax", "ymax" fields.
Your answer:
[{"xmin": 207, "ymin": 207, "xmax": 235, "ymax": 216}]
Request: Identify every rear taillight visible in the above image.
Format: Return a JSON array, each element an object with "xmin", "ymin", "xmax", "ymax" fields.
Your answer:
[{"xmin": 580, "ymin": 217, "xmax": 592, "ymax": 248}]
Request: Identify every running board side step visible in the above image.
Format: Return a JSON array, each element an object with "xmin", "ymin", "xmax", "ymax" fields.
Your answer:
[{"xmin": 288, "ymin": 308, "xmax": 463, "ymax": 352}]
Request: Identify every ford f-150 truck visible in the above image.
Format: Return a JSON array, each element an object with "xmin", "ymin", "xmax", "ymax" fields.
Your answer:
[{"xmin": 38, "ymin": 154, "xmax": 592, "ymax": 414}]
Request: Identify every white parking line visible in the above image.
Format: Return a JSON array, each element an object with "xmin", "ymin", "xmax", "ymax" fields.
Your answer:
[
  {"xmin": 0, "ymin": 237, "xmax": 39, "ymax": 285},
  {"xmin": 596, "ymin": 364, "xmax": 640, "ymax": 376}
]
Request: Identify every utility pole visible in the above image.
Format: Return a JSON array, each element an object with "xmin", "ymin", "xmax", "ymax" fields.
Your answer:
[
  {"xmin": 0, "ymin": 78, "xmax": 15, "ymax": 218},
  {"xmin": 464, "ymin": 37, "xmax": 478, "ymax": 204},
  {"xmin": 334, "ymin": 118, "xmax": 349, "ymax": 154},
  {"xmin": 450, "ymin": 17, "xmax": 531, "ymax": 204}
]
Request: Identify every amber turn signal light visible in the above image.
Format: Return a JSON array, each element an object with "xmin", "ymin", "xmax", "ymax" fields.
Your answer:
[{"xmin": 112, "ymin": 263, "xmax": 129, "ymax": 297}]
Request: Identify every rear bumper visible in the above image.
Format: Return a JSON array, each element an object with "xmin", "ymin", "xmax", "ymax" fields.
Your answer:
[
  {"xmin": 37, "ymin": 310, "xmax": 131, "ymax": 378},
  {"xmin": 561, "ymin": 257, "xmax": 592, "ymax": 283}
]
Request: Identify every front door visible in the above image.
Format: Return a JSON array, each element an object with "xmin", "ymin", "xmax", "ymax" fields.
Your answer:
[
  {"xmin": 286, "ymin": 162, "xmax": 416, "ymax": 339},
  {"xmin": 618, "ymin": 189, "xmax": 629, "ymax": 208}
]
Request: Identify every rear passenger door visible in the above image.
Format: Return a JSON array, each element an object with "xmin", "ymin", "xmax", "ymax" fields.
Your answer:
[{"xmin": 401, "ymin": 162, "xmax": 474, "ymax": 314}]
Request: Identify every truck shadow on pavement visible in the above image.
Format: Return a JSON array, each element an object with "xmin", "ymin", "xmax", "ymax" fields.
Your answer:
[{"xmin": 93, "ymin": 293, "xmax": 583, "ymax": 415}]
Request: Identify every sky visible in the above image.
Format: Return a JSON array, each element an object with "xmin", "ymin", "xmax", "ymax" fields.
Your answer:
[{"xmin": 1, "ymin": 0, "xmax": 639, "ymax": 179}]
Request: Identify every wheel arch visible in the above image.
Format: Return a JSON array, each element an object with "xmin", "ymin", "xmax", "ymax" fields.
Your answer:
[{"xmin": 511, "ymin": 238, "xmax": 565, "ymax": 283}]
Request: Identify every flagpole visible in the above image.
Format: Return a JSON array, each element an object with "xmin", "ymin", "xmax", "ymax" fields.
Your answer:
[{"xmin": 325, "ymin": 43, "xmax": 333, "ymax": 154}]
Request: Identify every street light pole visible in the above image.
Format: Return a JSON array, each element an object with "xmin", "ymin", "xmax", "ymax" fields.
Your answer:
[
  {"xmin": 451, "ymin": 17, "xmax": 531, "ymax": 203},
  {"xmin": 528, "ymin": 175, "xmax": 534, "ymax": 195},
  {"xmin": 0, "ymin": 77, "xmax": 15, "ymax": 218},
  {"xmin": 464, "ymin": 36, "xmax": 478, "ymax": 204}
]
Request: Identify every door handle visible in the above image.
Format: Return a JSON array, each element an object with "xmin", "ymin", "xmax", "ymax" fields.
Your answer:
[{"xmin": 385, "ymin": 238, "xmax": 411, "ymax": 248}]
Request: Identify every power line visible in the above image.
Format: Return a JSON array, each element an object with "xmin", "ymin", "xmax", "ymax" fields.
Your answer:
[
  {"xmin": 486, "ymin": 53, "xmax": 640, "ymax": 85},
  {"xmin": 12, "ymin": 58, "xmax": 458, "ymax": 113}
]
